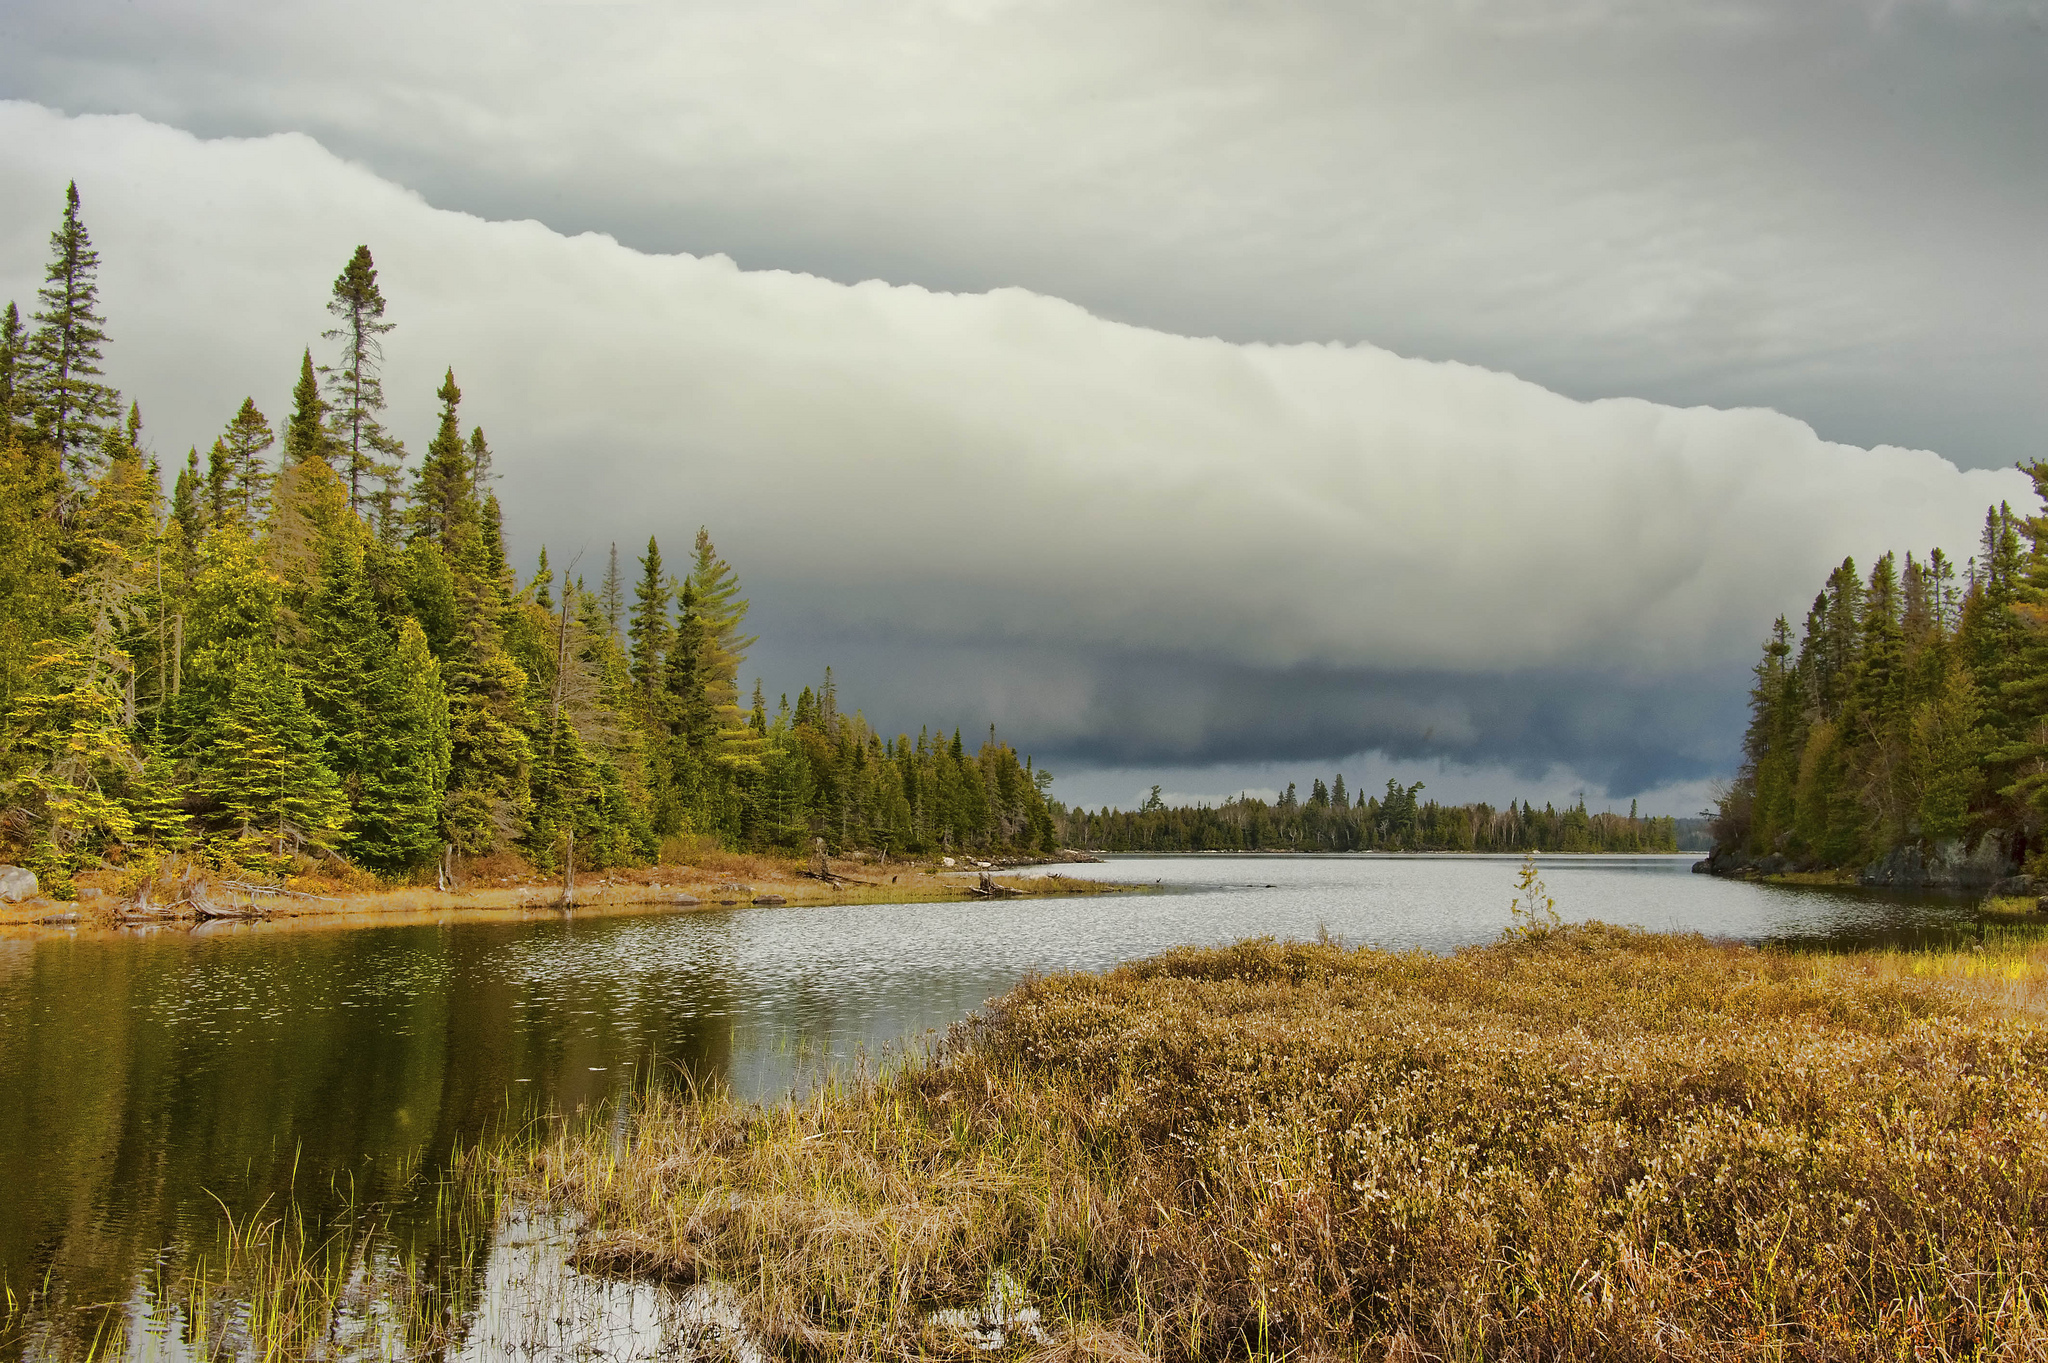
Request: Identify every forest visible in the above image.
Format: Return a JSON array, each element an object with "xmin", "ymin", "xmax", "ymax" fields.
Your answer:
[
  {"xmin": 1714, "ymin": 480, "xmax": 2048, "ymax": 876},
  {"xmin": 1060, "ymin": 779, "xmax": 1680, "ymax": 853},
  {"xmin": 0, "ymin": 184, "xmax": 1059, "ymax": 895}
]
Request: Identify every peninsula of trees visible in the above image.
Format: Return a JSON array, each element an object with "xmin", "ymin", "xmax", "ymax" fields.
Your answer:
[
  {"xmin": 1712, "ymin": 481, "xmax": 2048, "ymax": 885},
  {"xmin": 1061, "ymin": 781, "xmax": 1680, "ymax": 853},
  {"xmin": 0, "ymin": 184, "xmax": 1057, "ymax": 894}
]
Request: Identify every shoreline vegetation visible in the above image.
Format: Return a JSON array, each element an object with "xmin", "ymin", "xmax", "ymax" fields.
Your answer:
[
  {"xmin": 0, "ymin": 846, "xmax": 1130, "ymax": 935},
  {"xmin": 1709, "ymin": 476, "xmax": 2048, "ymax": 898},
  {"xmin": 1063, "ymin": 782, "xmax": 1694, "ymax": 855},
  {"xmin": 511, "ymin": 914, "xmax": 2048, "ymax": 1361},
  {"xmin": 1, "ymin": 189, "xmax": 1073, "ymax": 908}
]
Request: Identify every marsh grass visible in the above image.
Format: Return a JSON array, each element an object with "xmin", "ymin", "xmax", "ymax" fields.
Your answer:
[
  {"xmin": 523, "ymin": 926, "xmax": 2048, "ymax": 1361},
  {"xmin": 3, "ymin": 1151, "xmax": 509, "ymax": 1362}
]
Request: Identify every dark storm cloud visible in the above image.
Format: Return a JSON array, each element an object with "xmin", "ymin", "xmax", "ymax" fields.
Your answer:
[{"xmin": 0, "ymin": 88, "xmax": 2032, "ymax": 807}]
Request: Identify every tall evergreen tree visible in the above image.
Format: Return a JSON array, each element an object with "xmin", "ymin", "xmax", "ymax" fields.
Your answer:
[
  {"xmin": 214, "ymin": 398, "xmax": 276, "ymax": 524},
  {"xmin": 467, "ymin": 426, "xmax": 494, "ymax": 497},
  {"xmin": 599, "ymin": 542, "xmax": 624, "ymax": 640},
  {"xmin": 0, "ymin": 302, "xmax": 23, "ymax": 440},
  {"xmin": 628, "ymin": 536, "xmax": 669, "ymax": 701},
  {"xmin": 283, "ymin": 348, "xmax": 331, "ymax": 466},
  {"xmin": 301, "ymin": 526, "xmax": 451, "ymax": 871},
  {"xmin": 318, "ymin": 245, "xmax": 402, "ymax": 515},
  {"xmin": 25, "ymin": 182, "xmax": 120, "ymax": 481},
  {"xmin": 410, "ymin": 368, "xmax": 472, "ymax": 545}
]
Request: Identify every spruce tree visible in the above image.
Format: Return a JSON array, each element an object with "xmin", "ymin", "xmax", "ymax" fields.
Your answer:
[
  {"xmin": 0, "ymin": 302, "xmax": 23, "ymax": 440},
  {"xmin": 302, "ymin": 532, "xmax": 450, "ymax": 871},
  {"xmin": 599, "ymin": 542, "xmax": 624, "ymax": 639},
  {"xmin": 169, "ymin": 448, "xmax": 204, "ymax": 592},
  {"xmin": 628, "ymin": 536, "xmax": 669, "ymax": 700},
  {"xmin": 319, "ymin": 245, "xmax": 403, "ymax": 515},
  {"xmin": 215, "ymin": 398, "xmax": 276, "ymax": 523},
  {"xmin": 467, "ymin": 426, "xmax": 493, "ymax": 497},
  {"xmin": 687, "ymin": 527, "xmax": 760, "ymax": 770},
  {"xmin": 25, "ymin": 183, "xmax": 120, "ymax": 480},
  {"xmin": 283, "ymin": 348, "xmax": 330, "ymax": 466},
  {"xmin": 204, "ymin": 651, "xmax": 349, "ymax": 869},
  {"xmin": 411, "ymin": 369, "xmax": 473, "ymax": 546}
]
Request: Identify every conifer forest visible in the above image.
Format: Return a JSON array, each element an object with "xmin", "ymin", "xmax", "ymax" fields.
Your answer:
[
  {"xmin": 1714, "ymin": 493, "xmax": 2048, "ymax": 877},
  {"xmin": 1059, "ymin": 782, "xmax": 1680, "ymax": 853},
  {"xmin": 0, "ymin": 185, "xmax": 1058, "ymax": 894}
]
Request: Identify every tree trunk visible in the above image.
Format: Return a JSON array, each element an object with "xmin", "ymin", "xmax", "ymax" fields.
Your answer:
[{"xmin": 561, "ymin": 826, "xmax": 575, "ymax": 907}]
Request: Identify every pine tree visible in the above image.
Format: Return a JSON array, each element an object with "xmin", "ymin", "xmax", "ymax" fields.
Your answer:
[
  {"xmin": 319, "ymin": 245, "xmax": 403, "ymax": 515},
  {"xmin": 25, "ymin": 183, "xmax": 120, "ymax": 480},
  {"xmin": 283, "ymin": 348, "xmax": 330, "ymax": 467}
]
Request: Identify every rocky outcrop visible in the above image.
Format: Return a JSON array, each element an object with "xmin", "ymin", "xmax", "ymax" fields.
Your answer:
[
  {"xmin": 0, "ymin": 865, "xmax": 37, "ymax": 903},
  {"xmin": 1859, "ymin": 832, "xmax": 2016, "ymax": 892},
  {"xmin": 1696, "ymin": 832, "xmax": 2019, "ymax": 894},
  {"xmin": 1693, "ymin": 846, "xmax": 1796, "ymax": 879}
]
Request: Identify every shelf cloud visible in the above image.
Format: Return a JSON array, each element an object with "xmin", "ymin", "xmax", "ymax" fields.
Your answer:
[{"xmin": 0, "ymin": 103, "xmax": 2029, "ymax": 802}]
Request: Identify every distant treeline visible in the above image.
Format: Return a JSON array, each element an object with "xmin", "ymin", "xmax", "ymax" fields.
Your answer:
[
  {"xmin": 1716, "ymin": 478, "xmax": 2048, "ymax": 875},
  {"xmin": 0, "ymin": 184, "xmax": 1056, "ymax": 891},
  {"xmin": 1060, "ymin": 779, "xmax": 1681, "ymax": 853}
]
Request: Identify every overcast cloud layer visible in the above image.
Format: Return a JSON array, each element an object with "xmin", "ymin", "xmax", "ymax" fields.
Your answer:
[
  {"xmin": 0, "ymin": 105, "xmax": 2027, "ymax": 811},
  {"xmin": 4, "ymin": 0, "xmax": 2045, "ymax": 473}
]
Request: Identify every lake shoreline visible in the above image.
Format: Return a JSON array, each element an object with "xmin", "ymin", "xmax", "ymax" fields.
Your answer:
[
  {"xmin": 0, "ymin": 850, "xmax": 1136, "ymax": 939},
  {"xmin": 520, "ymin": 925, "xmax": 2048, "ymax": 1358}
]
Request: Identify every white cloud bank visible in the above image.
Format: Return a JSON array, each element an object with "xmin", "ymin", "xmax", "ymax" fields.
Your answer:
[{"xmin": 0, "ymin": 103, "xmax": 2028, "ymax": 799}]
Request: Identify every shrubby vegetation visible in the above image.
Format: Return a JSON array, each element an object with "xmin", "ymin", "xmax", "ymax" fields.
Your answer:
[
  {"xmin": 1063, "ymin": 779, "xmax": 1678, "ymax": 853},
  {"xmin": 529, "ymin": 924, "xmax": 2048, "ymax": 1359},
  {"xmin": 0, "ymin": 185, "xmax": 1056, "ymax": 892},
  {"xmin": 1716, "ymin": 480, "xmax": 2048, "ymax": 875}
]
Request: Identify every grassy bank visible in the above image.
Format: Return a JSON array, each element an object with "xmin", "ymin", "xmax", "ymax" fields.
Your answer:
[
  {"xmin": 522, "ymin": 925, "xmax": 2048, "ymax": 1360},
  {"xmin": 0, "ymin": 848, "xmax": 1131, "ymax": 934}
]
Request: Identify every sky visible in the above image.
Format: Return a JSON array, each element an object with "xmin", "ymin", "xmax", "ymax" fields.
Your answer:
[{"xmin": 2, "ymin": 1, "xmax": 2043, "ymax": 814}]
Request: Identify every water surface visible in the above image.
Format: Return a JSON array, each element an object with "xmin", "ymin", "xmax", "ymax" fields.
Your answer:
[{"xmin": 0, "ymin": 853, "xmax": 1991, "ymax": 1355}]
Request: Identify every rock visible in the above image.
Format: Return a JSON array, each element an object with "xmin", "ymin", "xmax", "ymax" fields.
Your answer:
[
  {"xmin": 941, "ymin": 856, "xmax": 956, "ymax": 868},
  {"xmin": 37, "ymin": 910, "xmax": 79, "ymax": 925},
  {"xmin": 1691, "ymin": 859, "xmax": 1711, "ymax": 874},
  {"xmin": 1861, "ymin": 832, "xmax": 2016, "ymax": 892},
  {"xmin": 752, "ymin": 894, "xmax": 787, "ymax": 906},
  {"xmin": 0, "ymin": 865, "xmax": 37, "ymax": 903},
  {"xmin": 1992, "ymin": 874, "xmax": 2037, "ymax": 898},
  {"xmin": 671, "ymin": 892, "xmax": 702, "ymax": 906}
]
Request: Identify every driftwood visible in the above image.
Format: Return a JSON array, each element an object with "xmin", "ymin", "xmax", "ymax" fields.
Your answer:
[{"xmin": 969, "ymin": 871, "xmax": 1024, "ymax": 898}]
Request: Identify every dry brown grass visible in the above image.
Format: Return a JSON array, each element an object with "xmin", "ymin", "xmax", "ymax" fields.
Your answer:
[{"xmin": 522, "ymin": 926, "xmax": 2048, "ymax": 1361}]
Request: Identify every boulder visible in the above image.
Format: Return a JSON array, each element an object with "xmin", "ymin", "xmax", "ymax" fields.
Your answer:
[{"xmin": 0, "ymin": 865, "xmax": 37, "ymax": 903}]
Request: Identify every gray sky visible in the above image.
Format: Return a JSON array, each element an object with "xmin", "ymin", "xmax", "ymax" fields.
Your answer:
[{"xmin": 2, "ymin": 0, "xmax": 2042, "ymax": 812}]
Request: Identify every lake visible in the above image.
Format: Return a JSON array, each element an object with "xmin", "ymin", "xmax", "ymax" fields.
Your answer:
[{"xmin": 0, "ymin": 853, "xmax": 1991, "ymax": 1357}]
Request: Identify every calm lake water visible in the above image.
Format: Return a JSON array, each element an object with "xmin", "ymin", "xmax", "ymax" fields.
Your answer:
[{"xmin": 0, "ymin": 854, "xmax": 1994, "ymax": 1357}]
